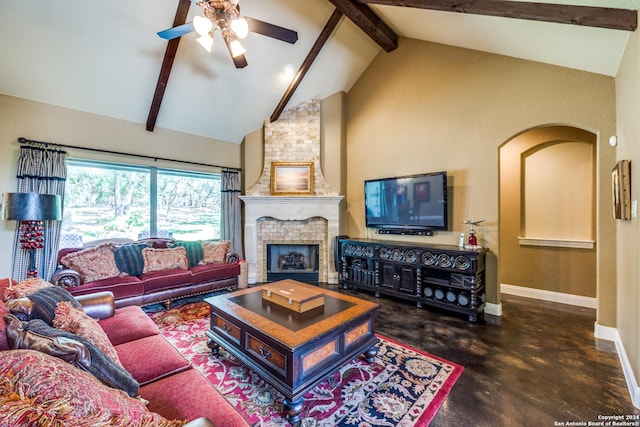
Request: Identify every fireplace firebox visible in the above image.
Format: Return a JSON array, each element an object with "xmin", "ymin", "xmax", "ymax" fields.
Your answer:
[{"xmin": 266, "ymin": 244, "xmax": 319, "ymax": 282}]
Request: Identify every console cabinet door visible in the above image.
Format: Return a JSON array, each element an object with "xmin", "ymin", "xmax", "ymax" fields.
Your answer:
[
  {"xmin": 380, "ymin": 262, "xmax": 416, "ymax": 294},
  {"xmin": 398, "ymin": 265, "xmax": 416, "ymax": 294},
  {"xmin": 380, "ymin": 263, "xmax": 397, "ymax": 291}
]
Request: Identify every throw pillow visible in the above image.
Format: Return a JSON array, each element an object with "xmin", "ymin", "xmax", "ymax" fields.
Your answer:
[
  {"xmin": 60, "ymin": 243, "xmax": 121, "ymax": 283},
  {"xmin": 0, "ymin": 277, "xmax": 16, "ymax": 300},
  {"xmin": 0, "ymin": 278, "xmax": 17, "ymax": 351},
  {"xmin": 6, "ymin": 286, "xmax": 82, "ymax": 324},
  {"xmin": 4, "ymin": 313, "xmax": 91, "ymax": 365},
  {"xmin": 0, "ymin": 300, "xmax": 10, "ymax": 351},
  {"xmin": 3, "ymin": 277, "xmax": 52, "ymax": 301},
  {"xmin": 141, "ymin": 247, "xmax": 189, "ymax": 274},
  {"xmin": 114, "ymin": 243, "xmax": 147, "ymax": 276},
  {"xmin": 54, "ymin": 301, "xmax": 122, "ymax": 366},
  {"xmin": 4, "ymin": 314, "xmax": 139, "ymax": 397},
  {"xmin": 200, "ymin": 240, "xmax": 231, "ymax": 265},
  {"xmin": 0, "ymin": 349, "xmax": 184, "ymax": 427},
  {"xmin": 171, "ymin": 240, "xmax": 204, "ymax": 268}
]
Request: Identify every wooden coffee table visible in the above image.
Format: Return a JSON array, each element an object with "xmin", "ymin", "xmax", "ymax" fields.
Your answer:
[{"xmin": 205, "ymin": 279, "xmax": 380, "ymax": 426}]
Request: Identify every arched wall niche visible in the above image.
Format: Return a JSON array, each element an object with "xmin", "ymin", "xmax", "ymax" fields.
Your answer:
[
  {"xmin": 499, "ymin": 125, "xmax": 597, "ymax": 299},
  {"xmin": 521, "ymin": 140, "xmax": 595, "ymax": 243}
]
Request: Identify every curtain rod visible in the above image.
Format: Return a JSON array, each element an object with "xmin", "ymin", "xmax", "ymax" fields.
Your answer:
[{"xmin": 18, "ymin": 137, "xmax": 241, "ymax": 172}]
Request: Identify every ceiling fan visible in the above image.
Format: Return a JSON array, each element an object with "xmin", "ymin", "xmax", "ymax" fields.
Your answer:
[{"xmin": 157, "ymin": 0, "xmax": 298, "ymax": 68}]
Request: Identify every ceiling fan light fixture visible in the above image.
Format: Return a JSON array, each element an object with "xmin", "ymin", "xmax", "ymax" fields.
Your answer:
[
  {"xmin": 196, "ymin": 34, "xmax": 214, "ymax": 53},
  {"xmin": 231, "ymin": 17, "xmax": 249, "ymax": 39},
  {"xmin": 229, "ymin": 39, "xmax": 246, "ymax": 58},
  {"xmin": 193, "ymin": 15, "xmax": 213, "ymax": 36}
]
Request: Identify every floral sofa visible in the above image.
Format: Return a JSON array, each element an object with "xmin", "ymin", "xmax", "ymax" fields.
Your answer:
[
  {"xmin": 51, "ymin": 238, "xmax": 247, "ymax": 309},
  {"xmin": 0, "ymin": 278, "xmax": 250, "ymax": 426}
]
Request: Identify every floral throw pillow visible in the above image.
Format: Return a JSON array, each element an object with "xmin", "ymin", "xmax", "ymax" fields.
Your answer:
[
  {"xmin": 53, "ymin": 301, "xmax": 122, "ymax": 366},
  {"xmin": 199, "ymin": 240, "xmax": 231, "ymax": 265},
  {"xmin": 3, "ymin": 277, "xmax": 52, "ymax": 302},
  {"xmin": 141, "ymin": 247, "xmax": 189, "ymax": 274},
  {"xmin": 170, "ymin": 240, "xmax": 205, "ymax": 268},
  {"xmin": 60, "ymin": 243, "xmax": 121, "ymax": 283},
  {"xmin": 0, "ymin": 349, "xmax": 184, "ymax": 427}
]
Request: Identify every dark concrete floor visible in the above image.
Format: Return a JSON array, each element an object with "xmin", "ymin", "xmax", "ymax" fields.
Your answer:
[{"xmin": 329, "ymin": 285, "xmax": 640, "ymax": 427}]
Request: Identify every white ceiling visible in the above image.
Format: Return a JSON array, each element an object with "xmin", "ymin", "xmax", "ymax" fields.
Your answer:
[{"xmin": 0, "ymin": 0, "xmax": 637, "ymax": 144}]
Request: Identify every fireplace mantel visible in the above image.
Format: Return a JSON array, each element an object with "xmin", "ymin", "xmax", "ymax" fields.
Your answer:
[
  {"xmin": 241, "ymin": 196, "xmax": 343, "ymax": 221},
  {"xmin": 240, "ymin": 195, "xmax": 344, "ymax": 284}
]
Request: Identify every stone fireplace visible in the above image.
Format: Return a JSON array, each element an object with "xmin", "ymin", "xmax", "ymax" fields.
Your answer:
[
  {"xmin": 240, "ymin": 196, "xmax": 343, "ymax": 284},
  {"xmin": 241, "ymin": 98, "xmax": 344, "ymax": 285}
]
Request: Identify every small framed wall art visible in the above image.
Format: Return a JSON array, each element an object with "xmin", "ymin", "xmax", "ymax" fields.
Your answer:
[
  {"xmin": 611, "ymin": 159, "xmax": 631, "ymax": 220},
  {"xmin": 270, "ymin": 162, "xmax": 314, "ymax": 195}
]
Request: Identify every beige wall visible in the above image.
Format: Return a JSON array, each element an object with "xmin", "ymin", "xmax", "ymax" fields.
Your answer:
[
  {"xmin": 321, "ymin": 92, "xmax": 347, "ymax": 197},
  {"xmin": 345, "ymin": 38, "xmax": 616, "ymax": 316},
  {"xmin": 241, "ymin": 127, "xmax": 265, "ymax": 193},
  {"xmin": 615, "ymin": 26, "xmax": 640, "ymax": 399},
  {"xmin": 0, "ymin": 94, "xmax": 241, "ymax": 279}
]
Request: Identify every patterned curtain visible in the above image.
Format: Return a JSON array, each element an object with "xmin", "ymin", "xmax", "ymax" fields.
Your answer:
[
  {"xmin": 12, "ymin": 144, "xmax": 67, "ymax": 281},
  {"xmin": 220, "ymin": 171, "xmax": 243, "ymax": 258}
]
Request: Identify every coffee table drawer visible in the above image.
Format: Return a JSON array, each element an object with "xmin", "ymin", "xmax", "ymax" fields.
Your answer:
[
  {"xmin": 212, "ymin": 315, "xmax": 241, "ymax": 344},
  {"xmin": 246, "ymin": 334, "xmax": 287, "ymax": 373}
]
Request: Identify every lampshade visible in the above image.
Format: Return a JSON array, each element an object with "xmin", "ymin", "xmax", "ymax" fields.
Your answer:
[
  {"xmin": 230, "ymin": 17, "xmax": 249, "ymax": 39},
  {"xmin": 1, "ymin": 193, "xmax": 62, "ymax": 221},
  {"xmin": 229, "ymin": 39, "xmax": 246, "ymax": 58},
  {"xmin": 193, "ymin": 15, "xmax": 213, "ymax": 36},
  {"xmin": 196, "ymin": 34, "xmax": 214, "ymax": 53}
]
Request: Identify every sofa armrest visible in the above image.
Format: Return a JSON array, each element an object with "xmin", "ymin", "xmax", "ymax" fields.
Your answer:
[
  {"xmin": 183, "ymin": 418, "xmax": 215, "ymax": 427},
  {"xmin": 225, "ymin": 251, "xmax": 240, "ymax": 264},
  {"xmin": 50, "ymin": 268, "xmax": 84, "ymax": 289},
  {"xmin": 75, "ymin": 291, "xmax": 116, "ymax": 320}
]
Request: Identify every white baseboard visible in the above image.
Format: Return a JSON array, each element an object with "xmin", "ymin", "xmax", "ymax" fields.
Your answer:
[
  {"xmin": 484, "ymin": 302, "xmax": 502, "ymax": 316},
  {"xmin": 594, "ymin": 322, "xmax": 617, "ymax": 342},
  {"xmin": 596, "ymin": 323, "xmax": 640, "ymax": 409},
  {"xmin": 500, "ymin": 283, "xmax": 597, "ymax": 309}
]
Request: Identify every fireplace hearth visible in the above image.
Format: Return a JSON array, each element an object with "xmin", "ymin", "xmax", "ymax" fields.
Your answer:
[{"xmin": 267, "ymin": 243, "xmax": 319, "ymax": 282}]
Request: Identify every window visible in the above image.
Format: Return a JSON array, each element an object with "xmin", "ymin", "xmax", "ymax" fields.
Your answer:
[{"xmin": 60, "ymin": 159, "xmax": 221, "ymax": 248}]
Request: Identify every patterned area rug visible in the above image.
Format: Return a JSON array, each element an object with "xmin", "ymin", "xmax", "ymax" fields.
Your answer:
[{"xmin": 148, "ymin": 302, "xmax": 464, "ymax": 427}]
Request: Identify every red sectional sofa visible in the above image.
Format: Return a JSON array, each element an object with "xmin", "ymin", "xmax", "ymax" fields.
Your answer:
[
  {"xmin": 50, "ymin": 238, "xmax": 247, "ymax": 308},
  {"xmin": 0, "ymin": 281, "xmax": 250, "ymax": 426}
]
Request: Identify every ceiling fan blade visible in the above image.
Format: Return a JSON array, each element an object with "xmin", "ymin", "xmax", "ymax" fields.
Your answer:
[
  {"xmin": 245, "ymin": 17, "xmax": 298, "ymax": 44},
  {"xmin": 157, "ymin": 22, "xmax": 195, "ymax": 40},
  {"xmin": 231, "ymin": 53, "xmax": 248, "ymax": 68},
  {"xmin": 222, "ymin": 37, "xmax": 248, "ymax": 68}
]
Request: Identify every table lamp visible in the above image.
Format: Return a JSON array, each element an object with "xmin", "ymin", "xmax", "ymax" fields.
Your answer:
[{"xmin": 2, "ymin": 192, "xmax": 62, "ymax": 278}]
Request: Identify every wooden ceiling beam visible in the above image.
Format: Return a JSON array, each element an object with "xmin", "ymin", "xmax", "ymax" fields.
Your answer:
[
  {"xmin": 146, "ymin": 0, "xmax": 191, "ymax": 132},
  {"xmin": 326, "ymin": 0, "xmax": 398, "ymax": 51},
  {"xmin": 271, "ymin": 9, "xmax": 344, "ymax": 123},
  {"xmin": 359, "ymin": 0, "xmax": 637, "ymax": 31}
]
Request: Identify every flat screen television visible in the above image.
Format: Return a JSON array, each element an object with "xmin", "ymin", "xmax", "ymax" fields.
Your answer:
[{"xmin": 364, "ymin": 171, "xmax": 448, "ymax": 232}]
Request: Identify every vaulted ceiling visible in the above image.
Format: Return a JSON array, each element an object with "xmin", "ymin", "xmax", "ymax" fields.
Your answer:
[{"xmin": 0, "ymin": 0, "xmax": 637, "ymax": 144}]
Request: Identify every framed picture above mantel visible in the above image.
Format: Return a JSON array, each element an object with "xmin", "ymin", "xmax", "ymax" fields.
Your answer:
[{"xmin": 270, "ymin": 162, "xmax": 314, "ymax": 196}]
